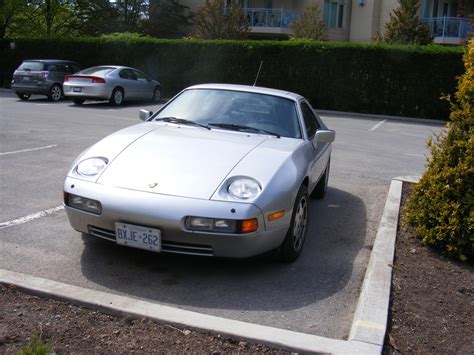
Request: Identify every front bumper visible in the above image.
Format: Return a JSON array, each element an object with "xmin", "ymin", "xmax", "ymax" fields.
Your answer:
[{"xmin": 64, "ymin": 177, "xmax": 289, "ymax": 258}]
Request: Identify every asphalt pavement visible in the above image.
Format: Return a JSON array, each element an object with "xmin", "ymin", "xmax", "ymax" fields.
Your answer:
[{"xmin": 0, "ymin": 91, "xmax": 443, "ymax": 340}]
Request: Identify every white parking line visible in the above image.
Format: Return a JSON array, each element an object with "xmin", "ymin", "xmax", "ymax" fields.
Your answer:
[
  {"xmin": 369, "ymin": 119, "xmax": 387, "ymax": 131},
  {"xmin": 36, "ymin": 104, "xmax": 51, "ymax": 106},
  {"xmin": 0, "ymin": 206, "xmax": 65, "ymax": 230},
  {"xmin": 0, "ymin": 144, "xmax": 58, "ymax": 156},
  {"xmin": 404, "ymin": 153, "xmax": 425, "ymax": 158}
]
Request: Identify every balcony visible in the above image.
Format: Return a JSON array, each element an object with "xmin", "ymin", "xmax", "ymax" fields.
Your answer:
[
  {"xmin": 423, "ymin": 17, "xmax": 472, "ymax": 45},
  {"xmin": 243, "ymin": 8, "xmax": 300, "ymax": 35}
]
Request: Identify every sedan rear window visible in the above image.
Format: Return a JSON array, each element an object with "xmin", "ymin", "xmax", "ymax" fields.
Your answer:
[
  {"xmin": 17, "ymin": 61, "xmax": 46, "ymax": 71},
  {"xmin": 79, "ymin": 66, "xmax": 115, "ymax": 76}
]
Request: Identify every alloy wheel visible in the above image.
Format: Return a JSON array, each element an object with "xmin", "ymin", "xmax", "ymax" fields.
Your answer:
[{"xmin": 292, "ymin": 195, "xmax": 308, "ymax": 251}]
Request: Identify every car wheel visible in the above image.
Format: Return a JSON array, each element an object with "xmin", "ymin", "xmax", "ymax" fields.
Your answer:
[
  {"xmin": 73, "ymin": 98, "xmax": 85, "ymax": 105},
  {"xmin": 109, "ymin": 87, "xmax": 124, "ymax": 106},
  {"xmin": 16, "ymin": 93, "xmax": 30, "ymax": 101},
  {"xmin": 152, "ymin": 86, "xmax": 162, "ymax": 102},
  {"xmin": 48, "ymin": 84, "xmax": 63, "ymax": 102},
  {"xmin": 276, "ymin": 185, "xmax": 309, "ymax": 262},
  {"xmin": 311, "ymin": 158, "xmax": 330, "ymax": 199}
]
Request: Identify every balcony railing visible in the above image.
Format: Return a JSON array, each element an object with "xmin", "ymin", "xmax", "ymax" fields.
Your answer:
[
  {"xmin": 242, "ymin": 8, "xmax": 299, "ymax": 29},
  {"xmin": 423, "ymin": 17, "xmax": 472, "ymax": 39}
]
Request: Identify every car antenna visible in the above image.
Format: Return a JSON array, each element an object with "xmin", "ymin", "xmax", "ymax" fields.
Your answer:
[{"xmin": 253, "ymin": 61, "xmax": 263, "ymax": 87}]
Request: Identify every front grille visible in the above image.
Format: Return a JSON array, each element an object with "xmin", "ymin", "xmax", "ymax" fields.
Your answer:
[{"xmin": 88, "ymin": 225, "xmax": 214, "ymax": 257}]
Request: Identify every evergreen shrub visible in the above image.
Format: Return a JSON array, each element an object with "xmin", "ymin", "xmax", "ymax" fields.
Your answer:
[{"xmin": 404, "ymin": 39, "xmax": 474, "ymax": 261}]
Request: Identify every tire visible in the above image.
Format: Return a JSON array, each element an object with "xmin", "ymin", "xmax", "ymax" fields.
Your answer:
[
  {"xmin": 152, "ymin": 86, "xmax": 162, "ymax": 102},
  {"xmin": 73, "ymin": 98, "xmax": 85, "ymax": 105},
  {"xmin": 275, "ymin": 185, "xmax": 309, "ymax": 262},
  {"xmin": 311, "ymin": 158, "xmax": 330, "ymax": 199},
  {"xmin": 16, "ymin": 93, "xmax": 30, "ymax": 101},
  {"xmin": 48, "ymin": 84, "xmax": 63, "ymax": 102},
  {"xmin": 109, "ymin": 87, "xmax": 124, "ymax": 106}
]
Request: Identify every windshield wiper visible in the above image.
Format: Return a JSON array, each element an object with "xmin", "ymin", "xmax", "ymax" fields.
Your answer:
[
  {"xmin": 207, "ymin": 123, "xmax": 280, "ymax": 138},
  {"xmin": 155, "ymin": 117, "xmax": 210, "ymax": 130}
]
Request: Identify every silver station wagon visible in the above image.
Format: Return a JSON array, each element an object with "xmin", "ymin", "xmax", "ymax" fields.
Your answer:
[{"xmin": 64, "ymin": 84, "xmax": 335, "ymax": 262}]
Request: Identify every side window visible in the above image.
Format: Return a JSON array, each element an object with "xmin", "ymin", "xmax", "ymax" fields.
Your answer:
[
  {"xmin": 71, "ymin": 65, "xmax": 81, "ymax": 73},
  {"xmin": 62, "ymin": 64, "xmax": 74, "ymax": 73},
  {"xmin": 48, "ymin": 64, "xmax": 58, "ymax": 72},
  {"xmin": 300, "ymin": 102, "xmax": 320, "ymax": 138},
  {"xmin": 119, "ymin": 69, "xmax": 136, "ymax": 80},
  {"xmin": 134, "ymin": 70, "xmax": 148, "ymax": 82}
]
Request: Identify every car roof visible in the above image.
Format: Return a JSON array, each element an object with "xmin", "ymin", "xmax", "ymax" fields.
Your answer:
[
  {"xmin": 24, "ymin": 59, "xmax": 77, "ymax": 64},
  {"xmin": 185, "ymin": 83, "xmax": 304, "ymax": 101}
]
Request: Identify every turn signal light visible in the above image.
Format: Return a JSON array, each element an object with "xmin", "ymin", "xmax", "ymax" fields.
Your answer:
[
  {"xmin": 268, "ymin": 210, "xmax": 285, "ymax": 221},
  {"xmin": 240, "ymin": 218, "xmax": 258, "ymax": 234}
]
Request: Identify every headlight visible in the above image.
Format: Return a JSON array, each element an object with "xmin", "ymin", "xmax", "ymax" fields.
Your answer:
[
  {"xmin": 65, "ymin": 193, "xmax": 102, "ymax": 215},
  {"xmin": 75, "ymin": 157, "xmax": 108, "ymax": 177},
  {"xmin": 228, "ymin": 178, "xmax": 261, "ymax": 200}
]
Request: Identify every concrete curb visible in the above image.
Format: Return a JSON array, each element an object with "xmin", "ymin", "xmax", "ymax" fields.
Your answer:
[
  {"xmin": 348, "ymin": 176, "xmax": 420, "ymax": 352},
  {"xmin": 317, "ymin": 110, "xmax": 447, "ymax": 126},
  {"xmin": 0, "ymin": 269, "xmax": 378, "ymax": 355}
]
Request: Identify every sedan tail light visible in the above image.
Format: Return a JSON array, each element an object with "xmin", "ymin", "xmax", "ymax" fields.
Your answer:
[{"xmin": 91, "ymin": 77, "xmax": 106, "ymax": 84}]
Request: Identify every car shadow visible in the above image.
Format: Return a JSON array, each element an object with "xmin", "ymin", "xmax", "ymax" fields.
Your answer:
[{"xmin": 79, "ymin": 187, "xmax": 367, "ymax": 312}]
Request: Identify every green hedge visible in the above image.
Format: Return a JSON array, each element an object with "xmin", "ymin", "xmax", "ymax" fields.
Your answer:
[{"xmin": 0, "ymin": 37, "xmax": 464, "ymax": 119}]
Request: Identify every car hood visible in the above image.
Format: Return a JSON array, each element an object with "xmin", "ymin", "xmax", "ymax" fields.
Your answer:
[{"xmin": 97, "ymin": 123, "xmax": 268, "ymax": 199}]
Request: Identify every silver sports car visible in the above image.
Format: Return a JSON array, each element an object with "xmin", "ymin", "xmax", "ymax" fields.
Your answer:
[
  {"xmin": 64, "ymin": 84, "xmax": 335, "ymax": 262},
  {"xmin": 63, "ymin": 65, "xmax": 161, "ymax": 106}
]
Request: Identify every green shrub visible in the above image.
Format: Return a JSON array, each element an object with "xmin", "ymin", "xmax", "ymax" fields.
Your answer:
[
  {"xmin": 19, "ymin": 336, "xmax": 53, "ymax": 355},
  {"xmin": 404, "ymin": 39, "xmax": 474, "ymax": 261},
  {"xmin": 0, "ymin": 37, "xmax": 463, "ymax": 118}
]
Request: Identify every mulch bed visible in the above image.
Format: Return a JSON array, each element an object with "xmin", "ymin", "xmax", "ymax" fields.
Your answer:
[
  {"xmin": 0, "ymin": 284, "xmax": 288, "ymax": 354},
  {"xmin": 384, "ymin": 182, "xmax": 474, "ymax": 354}
]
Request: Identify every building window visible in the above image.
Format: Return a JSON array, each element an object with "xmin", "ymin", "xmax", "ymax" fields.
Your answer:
[{"xmin": 324, "ymin": 0, "xmax": 344, "ymax": 28}]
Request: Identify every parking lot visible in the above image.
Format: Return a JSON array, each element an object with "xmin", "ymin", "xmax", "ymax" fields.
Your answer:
[{"xmin": 0, "ymin": 91, "xmax": 443, "ymax": 340}]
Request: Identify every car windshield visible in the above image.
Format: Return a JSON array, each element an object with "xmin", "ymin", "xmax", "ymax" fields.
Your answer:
[
  {"xmin": 17, "ymin": 61, "xmax": 46, "ymax": 71},
  {"xmin": 155, "ymin": 89, "xmax": 301, "ymax": 139},
  {"xmin": 78, "ymin": 66, "xmax": 115, "ymax": 76}
]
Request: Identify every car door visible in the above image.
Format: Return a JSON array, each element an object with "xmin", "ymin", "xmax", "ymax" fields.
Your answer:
[
  {"xmin": 299, "ymin": 100, "xmax": 328, "ymax": 188},
  {"xmin": 119, "ymin": 69, "xmax": 140, "ymax": 100},
  {"xmin": 133, "ymin": 70, "xmax": 154, "ymax": 100}
]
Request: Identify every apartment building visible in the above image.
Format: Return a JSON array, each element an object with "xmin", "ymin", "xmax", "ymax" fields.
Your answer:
[{"xmin": 181, "ymin": 0, "xmax": 472, "ymax": 44}]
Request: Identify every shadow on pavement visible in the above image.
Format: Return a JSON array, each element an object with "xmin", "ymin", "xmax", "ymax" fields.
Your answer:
[{"xmin": 79, "ymin": 187, "xmax": 366, "ymax": 312}]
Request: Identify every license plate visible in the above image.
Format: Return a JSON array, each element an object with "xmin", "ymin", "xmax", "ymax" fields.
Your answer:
[
  {"xmin": 73, "ymin": 87, "xmax": 82, "ymax": 92},
  {"xmin": 23, "ymin": 76, "xmax": 30, "ymax": 81},
  {"xmin": 115, "ymin": 223, "xmax": 161, "ymax": 252}
]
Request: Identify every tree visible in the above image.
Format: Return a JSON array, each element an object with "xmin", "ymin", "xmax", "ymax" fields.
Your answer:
[
  {"xmin": 290, "ymin": 0, "xmax": 327, "ymax": 41},
  {"xmin": 8, "ymin": 0, "xmax": 81, "ymax": 38},
  {"xmin": 143, "ymin": 0, "xmax": 194, "ymax": 38},
  {"xmin": 112, "ymin": 0, "xmax": 147, "ymax": 33},
  {"xmin": 383, "ymin": 0, "xmax": 431, "ymax": 45},
  {"xmin": 404, "ymin": 38, "xmax": 474, "ymax": 261},
  {"xmin": 193, "ymin": 0, "xmax": 249, "ymax": 40},
  {"xmin": 0, "ymin": 0, "xmax": 26, "ymax": 39},
  {"xmin": 75, "ymin": 0, "xmax": 122, "ymax": 36}
]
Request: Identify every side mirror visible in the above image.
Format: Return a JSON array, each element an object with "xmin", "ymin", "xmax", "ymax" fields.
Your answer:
[
  {"xmin": 314, "ymin": 129, "xmax": 335, "ymax": 143},
  {"xmin": 139, "ymin": 109, "xmax": 153, "ymax": 121}
]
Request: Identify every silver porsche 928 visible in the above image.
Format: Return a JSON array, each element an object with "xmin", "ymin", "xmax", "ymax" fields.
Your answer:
[{"xmin": 64, "ymin": 84, "xmax": 335, "ymax": 262}]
